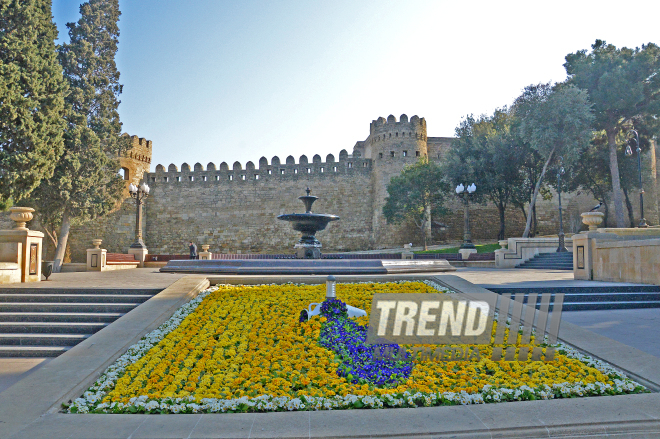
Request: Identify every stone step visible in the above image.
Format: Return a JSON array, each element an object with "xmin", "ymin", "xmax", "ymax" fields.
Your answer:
[
  {"xmin": 517, "ymin": 265, "xmax": 573, "ymax": 270},
  {"xmin": 0, "ymin": 333, "xmax": 89, "ymax": 346},
  {"xmin": 533, "ymin": 253, "xmax": 573, "ymax": 258},
  {"xmin": 488, "ymin": 287, "xmax": 660, "ymax": 311},
  {"xmin": 0, "ymin": 294, "xmax": 151, "ymax": 304},
  {"xmin": 0, "ymin": 346, "xmax": 69, "ymax": 357},
  {"xmin": 0, "ymin": 302, "xmax": 140, "ymax": 313},
  {"xmin": 562, "ymin": 300, "xmax": 660, "ymax": 311},
  {"xmin": 0, "ymin": 312, "xmax": 125, "ymax": 323},
  {"xmin": 0, "ymin": 288, "xmax": 161, "ymax": 296},
  {"xmin": 0, "ymin": 321, "xmax": 108, "ymax": 334}
]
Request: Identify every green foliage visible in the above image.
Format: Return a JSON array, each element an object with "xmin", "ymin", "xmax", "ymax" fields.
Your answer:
[
  {"xmin": 383, "ymin": 158, "xmax": 447, "ymax": 248},
  {"xmin": 564, "ymin": 39, "xmax": 660, "ymax": 133},
  {"xmin": 444, "ymin": 108, "xmax": 528, "ymax": 240},
  {"xmin": 564, "ymin": 40, "xmax": 660, "ymax": 227},
  {"xmin": 0, "ymin": 0, "xmax": 67, "ymax": 203},
  {"xmin": 513, "ymin": 84, "xmax": 594, "ymax": 237},
  {"xmin": 28, "ymin": 0, "xmax": 127, "ymax": 268}
]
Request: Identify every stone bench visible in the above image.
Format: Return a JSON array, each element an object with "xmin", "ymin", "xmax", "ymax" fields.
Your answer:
[{"xmin": 104, "ymin": 253, "xmax": 139, "ymax": 271}]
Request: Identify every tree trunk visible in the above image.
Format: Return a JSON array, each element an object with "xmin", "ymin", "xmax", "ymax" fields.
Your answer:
[
  {"xmin": 603, "ymin": 201, "xmax": 609, "ymax": 228},
  {"xmin": 522, "ymin": 148, "xmax": 555, "ymax": 237},
  {"xmin": 607, "ymin": 129, "xmax": 626, "ymax": 227},
  {"xmin": 533, "ymin": 205, "xmax": 538, "ymax": 237},
  {"xmin": 497, "ymin": 202, "xmax": 506, "ymax": 241},
  {"xmin": 52, "ymin": 210, "xmax": 72, "ymax": 273},
  {"xmin": 623, "ymin": 187, "xmax": 635, "ymax": 227}
]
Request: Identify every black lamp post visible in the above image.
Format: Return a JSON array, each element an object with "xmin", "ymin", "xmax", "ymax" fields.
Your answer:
[
  {"xmin": 455, "ymin": 183, "xmax": 477, "ymax": 249},
  {"xmin": 556, "ymin": 156, "xmax": 567, "ymax": 252},
  {"xmin": 129, "ymin": 182, "xmax": 150, "ymax": 249},
  {"xmin": 625, "ymin": 129, "xmax": 648, "ymax": 228}
]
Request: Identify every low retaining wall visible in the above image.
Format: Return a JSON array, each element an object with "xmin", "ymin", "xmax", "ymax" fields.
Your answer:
[
  {"xmin": 495, "ymin": 237, "xmax": 573, "ymax": 268},
  {"xmin": 594, "ymin": 239, "xmax": 660, "ymax": 284},
  {"xmin": 573, "ymin": 228, "xmax": 660, "ymax": 285}
]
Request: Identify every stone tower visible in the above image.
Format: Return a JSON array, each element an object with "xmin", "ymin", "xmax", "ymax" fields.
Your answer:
[
  {"xmin": 119, "ymin": 134, "xmax": 153, "ymax": 191},
  {"xmin": 354, "ymin": 114, "xmax": 429, "ymax": 248}
]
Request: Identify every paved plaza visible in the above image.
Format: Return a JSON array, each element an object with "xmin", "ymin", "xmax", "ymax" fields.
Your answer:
[{"xmin": 0, "ymin": 267, "xmax": 658, "ymax": 438}]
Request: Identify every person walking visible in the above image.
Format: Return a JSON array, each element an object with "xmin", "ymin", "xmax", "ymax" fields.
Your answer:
[{"xmin": 189, "ymin": 241, "xmax": 198, "ymax": 259}]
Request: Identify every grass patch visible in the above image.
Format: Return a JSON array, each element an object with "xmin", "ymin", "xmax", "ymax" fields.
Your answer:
[{"xmin": 416, "ymin": 243, "xmax": 501, "ymax": 254}]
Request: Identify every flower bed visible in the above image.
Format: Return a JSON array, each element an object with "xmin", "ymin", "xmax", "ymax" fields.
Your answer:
[{"xmin": 67, "ymin": 281, "xmax": 646, "ymax": 414}]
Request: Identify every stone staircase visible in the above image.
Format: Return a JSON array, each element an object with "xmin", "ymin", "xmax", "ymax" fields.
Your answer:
[
  {"xmin": 516, "ymin": 252, "xmax": 573, "ymax": 270},
  {"xmin": 487, "ymin": 286, "xmax": 660, "ymax": 311},
  {"xmin": 0, "ymin": 288, "xmax": 160, "ymax": 357}
]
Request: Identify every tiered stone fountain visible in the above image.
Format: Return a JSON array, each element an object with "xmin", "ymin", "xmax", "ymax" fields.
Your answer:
[{"xmin": 277, "ymin": 188, "xmax": 339, "ymax": 259}]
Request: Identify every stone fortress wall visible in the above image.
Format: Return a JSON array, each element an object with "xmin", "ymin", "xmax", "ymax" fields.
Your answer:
[{"xmin": 61, "ymin": 114, "xmax": 659, "ymax": 261}]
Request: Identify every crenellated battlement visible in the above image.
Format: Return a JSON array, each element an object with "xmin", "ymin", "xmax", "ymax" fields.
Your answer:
[
  {"xmin": 148, "ymin": 149, "xmax": 371, "ymax": 184},
  {"xmin": 123, "ymin": 134, "xmax": 152, "ymax": 164},
  {"xmin": 369, "ymin": 114, "xmax": 427, "ymax": 144}
]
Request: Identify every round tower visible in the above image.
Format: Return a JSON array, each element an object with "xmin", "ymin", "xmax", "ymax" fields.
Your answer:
[
  {"xmin": 119, "ymin": 134, "xmax": 153, "ymax": 191},
  {"xmin": 367, "ymin": 114, "xmax": 428, "ymax": 160},
  {"xmin": 366, "ymin": 114, "xmax": 430, "ymax": 248}
]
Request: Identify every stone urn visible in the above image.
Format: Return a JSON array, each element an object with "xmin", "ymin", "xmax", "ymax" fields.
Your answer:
[
  {"xmin": 581, "ymin": 212, "xmax": 604, "ymax": 231},
  {"xmin": 92, "ymin": 239, "xmax": 103, "ymax": 249},
  {"xmin": 498, "ymin": 239, "xmax": 508, "ymax": 249},
  {"xmin": 9, "ymin": 207, "xmax": 34, "ymax": 230},
  {"xmin": 201, "ymin": 244, "xmax": 210, "ymax": 252}
]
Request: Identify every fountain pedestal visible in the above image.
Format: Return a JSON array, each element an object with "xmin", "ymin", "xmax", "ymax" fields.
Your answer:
[{"xmin": 278, "ymin": 189, "xmax": 339, "ymax": 259}]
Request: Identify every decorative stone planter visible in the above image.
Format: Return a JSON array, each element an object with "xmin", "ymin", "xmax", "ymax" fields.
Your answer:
[
  {"xmin": 201, "ymin": 244, "xmax": 210, "ymax": 252},
  {"xmin": 92, "ymin": 239, "xmax": 103, "ymax": 249},
  {"xmin": 498, "ymin": 240, "xmax": 508, "ymax": 249},
  {"xmin": 581, "ymin": 212, "xmax": 605, "ymax": 231},
  {"xmin": 9, "ymin": 207, "xmax": 34, "ymax": 230}
]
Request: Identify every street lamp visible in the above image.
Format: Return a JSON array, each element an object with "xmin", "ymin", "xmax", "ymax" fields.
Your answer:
[
  {"xmin": 455, "ymin": 183, "xmax": 477, "ymax": 250},
  {"xmin": 128, "ymin": 182, "xmax": 150, "ymax": 249},
  {"xmin": 556, "ymin": 156, "xmax": 567, "ymax": 252},
  {"xmin": 625, "ymin": 129, "xmax": 648, "ymax": 228}
]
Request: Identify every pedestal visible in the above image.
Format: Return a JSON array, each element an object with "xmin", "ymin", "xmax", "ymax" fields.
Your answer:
[
  {"xmin": 458, "ymin": 248, "xmax": 477, "ymax": 261},
  {"xmin": 87, "ymin": 248, "xmax": 107, "ymax": 271},
  {"xmin": 0, "ymin": 229, "xmax": 43, "ymax": 283},
  {"xmin": 128, "ymin": 247, "xmax": 148, "ymax": 268}
]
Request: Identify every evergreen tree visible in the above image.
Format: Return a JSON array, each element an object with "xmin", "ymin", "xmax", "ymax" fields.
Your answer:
[
  {"xmin": 513, "ymin": 83, "xmax": 594, "ymax": 238},
  {"xmin": 30, "ymin": 0, "xmax": 127, "ymax": 271},
  {"xmin": 383, "ymin": 158, "xmax": 448, "ymax": 250},
  {"xmin": 445, "ymin": 108, "xmax": 527, "ymax": 240},
  {"xmin": 0, "ymin": 0, "xmax": 66, "ymax": 204},
  {"xmin": 564, "ymin": 40, "xmax": 660, "ymax": 227}
]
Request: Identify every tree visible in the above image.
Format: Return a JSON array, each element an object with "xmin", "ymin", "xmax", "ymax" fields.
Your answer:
[
  {"xmin": 445, "ymin": 108, "xmax": 527, "ymax": 240},
  {"xmin": 514, "ymin": 83, "xmax": 595, "ymax": 238},
  {"xmin": 562, "ymin": 133, "xmax": 613, "ymax": 227},
  {"xmin": 383, "ymin": 158, "xmax": 447, "ymax": 250},
  {"xmin": 0, "ymin": 0, "xmax": 66, "ymax": 203},
  {"xmin": 564, "ymin": 40, "xmax": 660, "ymax": 227},
  {"xmin": 30, "ymin": 0, "xmax": 127, "ymax": 271}
]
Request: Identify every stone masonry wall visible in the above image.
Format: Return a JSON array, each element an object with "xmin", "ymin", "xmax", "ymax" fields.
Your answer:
[{"xmin": 143, "ymin": 155, "xmax": 373, "ymax": 255}]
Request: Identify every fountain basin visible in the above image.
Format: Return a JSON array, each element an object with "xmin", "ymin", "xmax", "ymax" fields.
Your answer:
[{"xmin": 159, "ymin": 259, "xmax": 455, "ymax": 275}]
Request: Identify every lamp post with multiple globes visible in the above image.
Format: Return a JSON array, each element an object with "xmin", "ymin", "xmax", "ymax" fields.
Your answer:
[
  {"xmin": 455, "ymin": 183, "xmax": 477, "ymax": 250},
  {"xmin": 625, "ymin": 129, "xmax": 648, "ymax": 228},
  {"xmin": 556, "ymin": 157, "xmax": 567, "ymax": 252},
  {"xmin": 128, "ymin": 182, "xmax": 150, "ymax": 249}
]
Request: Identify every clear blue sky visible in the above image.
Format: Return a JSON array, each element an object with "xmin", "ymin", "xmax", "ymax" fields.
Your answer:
[{"xmin": 52, "ymin": 0, "xmax": 660, "ymax": 171}]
